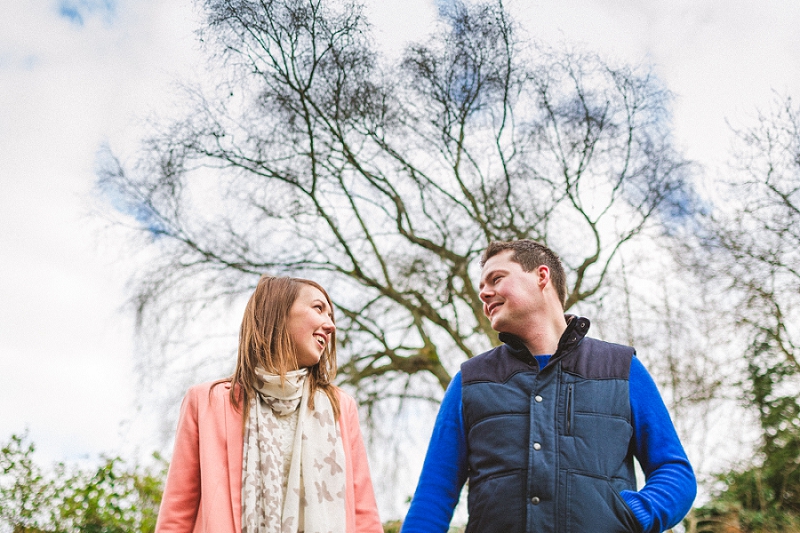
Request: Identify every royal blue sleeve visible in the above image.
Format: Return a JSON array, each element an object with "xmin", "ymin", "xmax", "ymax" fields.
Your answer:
[
  {"xmin": 621, "ymin": 357, "xmax": 697, "ymax": 532},
  {"xmin": 401, "ymin": 372, "xmax": 468, "ymax": 533}
]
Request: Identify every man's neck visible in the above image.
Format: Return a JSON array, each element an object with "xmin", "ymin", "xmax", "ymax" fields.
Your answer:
[{"xmin": 521, "ymin": 312, "xmax": 568, "ymax": 356}]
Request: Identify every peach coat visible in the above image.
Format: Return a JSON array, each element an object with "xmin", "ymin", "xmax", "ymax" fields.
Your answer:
[{"xmin": 155, "ymin": 381, "xmax": 383, "ymax": 533}]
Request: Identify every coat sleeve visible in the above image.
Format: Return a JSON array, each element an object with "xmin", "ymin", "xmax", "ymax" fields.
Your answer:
[
  {"xmin": 339, "ymin": 392, "xmax": 384, "ymax": 533},
  {"xmin": 155, "ymin": 387, "xmax": 203, "ymax": 533}
]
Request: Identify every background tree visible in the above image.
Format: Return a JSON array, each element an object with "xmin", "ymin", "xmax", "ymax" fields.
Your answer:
[
  {"xmin": 696, "ymin": 95, "xmax": 800, "ymax": 373},
  {"xmin": 0, "ymin": 433, "xmax": 165, "ymax": 533},
  {"xmin": 99, "ymin": 0, "xmax": 697, "ymax": 413},
  {"xmin": 0, "ymin": 434, "xmax": 56, "ymax": 532},
  {"xmin": 684, "ymin": 96, "xmax": 800, "ymax": 531}
]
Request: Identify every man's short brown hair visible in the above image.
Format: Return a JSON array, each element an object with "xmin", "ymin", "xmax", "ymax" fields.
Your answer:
[{"xmin": 480, "ymin": 240, "xmax": 568, "ymax": 309}]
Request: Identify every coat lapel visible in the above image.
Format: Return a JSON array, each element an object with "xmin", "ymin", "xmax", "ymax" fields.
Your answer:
[{"xmin": 223, "ymin": 383, "xmax": 244, "ymax": 533}]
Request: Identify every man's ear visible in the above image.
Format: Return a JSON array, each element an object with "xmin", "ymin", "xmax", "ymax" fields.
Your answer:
[{"xmin": 537, "ymin": 265, "xmax": 550, "ymax": 288}]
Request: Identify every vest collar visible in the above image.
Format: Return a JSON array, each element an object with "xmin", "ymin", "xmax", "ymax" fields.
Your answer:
[
  {"xmin": 498, "ymin": 315, "xmax": 591, "ymax": 363},
  {"xmin": 554, "ymin": 315, "xmax": 590, "ymax": 358}
]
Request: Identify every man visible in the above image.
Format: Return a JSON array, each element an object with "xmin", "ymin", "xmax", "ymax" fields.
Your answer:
[{"xmin": 401, "ymin": 240, "xmax": 696, "ymax": 533}]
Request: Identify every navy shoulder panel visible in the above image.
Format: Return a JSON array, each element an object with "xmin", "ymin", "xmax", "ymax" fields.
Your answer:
[
  {"xmin": 560, "ymin": 337, "xmax": 635, "ymax": 380},
  {"xmin": 461, "ymin": 344, "xmax": 534, "ymax": 384}
]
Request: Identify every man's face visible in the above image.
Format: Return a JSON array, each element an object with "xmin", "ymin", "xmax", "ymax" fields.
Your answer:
[{"xmin": 479, "ymin": 250, "xmax": 544, "ymax": 335}]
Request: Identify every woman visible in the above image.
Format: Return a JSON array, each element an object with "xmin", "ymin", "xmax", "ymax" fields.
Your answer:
[{"xmin": 155, "ymin": 275, "xmax": 383, "ymax": 533}]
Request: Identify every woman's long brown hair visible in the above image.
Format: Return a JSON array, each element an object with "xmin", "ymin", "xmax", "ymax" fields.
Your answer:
[{"xmin": 216, "ymin": 275, "xmax": 340, "ymax": 423}]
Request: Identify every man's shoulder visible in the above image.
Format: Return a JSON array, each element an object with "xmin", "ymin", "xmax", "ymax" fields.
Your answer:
[
  {"xmin": 461, "ymin": 344, "xmax": 533, "ymax": 384},
  {"xmin": 583, "ymin": 336, "xmax": 636, "ymax": 353},
  {"xmin": 580, "ymin": 336, "xmax": 636, "ymax": 358},
  {"xmin": 564, "ymin": 336, "xmax": 636, "ymax": 379}
]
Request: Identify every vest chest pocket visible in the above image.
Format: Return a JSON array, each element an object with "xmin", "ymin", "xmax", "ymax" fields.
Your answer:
[
  {"xmin": 559, "ymin": 379, "xmax": 634, "ymax": 474},
  {"xmin": 565, "ymin": 383, "xmax": 574, "ymax": 436},
  {"xmin": 563, "ymin": 379, "xmax": 631, "ymax": 421}
]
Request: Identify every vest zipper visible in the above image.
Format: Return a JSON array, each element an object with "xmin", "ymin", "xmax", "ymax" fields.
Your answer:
[{"xmin": 566, "ymin": 383, "xmax": 574, "ymax": 435}]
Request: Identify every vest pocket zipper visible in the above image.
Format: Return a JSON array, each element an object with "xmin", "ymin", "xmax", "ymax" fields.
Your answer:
[{"xmin": 566, "ymin": 384, "xmax": 574, "ymax": 435}]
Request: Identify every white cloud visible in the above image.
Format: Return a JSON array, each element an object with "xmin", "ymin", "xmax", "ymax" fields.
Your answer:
[
  {"xmin": 0, "ymin": 0, "xmax": 203, "ymax": 464},
  {"xmin": 511, "ymin": 0, "xmax": 800, "ymax": 169}
]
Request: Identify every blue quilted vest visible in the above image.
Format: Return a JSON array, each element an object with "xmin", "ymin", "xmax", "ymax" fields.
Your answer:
[{"xmin": 460, "ymin": 317, "xmax": 642, "ymax": 533}]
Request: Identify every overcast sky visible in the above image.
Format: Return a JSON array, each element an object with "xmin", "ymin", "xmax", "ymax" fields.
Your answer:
[{"xmin": 2, "ymin": 0, "xmax": 800, "ymax": 514}]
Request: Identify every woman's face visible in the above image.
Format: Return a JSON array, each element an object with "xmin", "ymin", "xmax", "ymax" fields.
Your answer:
[{"xmin": 287, "ymin": 284, "xmax": 335, "ymax": 369}]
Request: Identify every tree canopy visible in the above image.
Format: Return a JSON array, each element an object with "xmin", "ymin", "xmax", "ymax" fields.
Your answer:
[{"xmin": 99, "ymin": 0, "xmax": 696, "ymax": 406}]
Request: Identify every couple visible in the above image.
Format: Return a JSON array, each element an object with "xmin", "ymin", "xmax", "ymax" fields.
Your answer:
[{"xmin": 155, "ymin": 239, "xmax": 696, "ymax": 533}]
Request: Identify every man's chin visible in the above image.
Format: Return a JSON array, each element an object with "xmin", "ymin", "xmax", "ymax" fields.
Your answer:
[
  {"xmin": 491, "ymin": 318, "xmax": 510, "ymax": 334},
  {"xmin": 492, "ymin": 321, "xmax": 525, "ymax": 340}
]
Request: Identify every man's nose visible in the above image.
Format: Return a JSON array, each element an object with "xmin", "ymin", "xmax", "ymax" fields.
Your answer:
[{"xmin": 479, "ymin": 285, "xmax": 493, "ymax": 302}]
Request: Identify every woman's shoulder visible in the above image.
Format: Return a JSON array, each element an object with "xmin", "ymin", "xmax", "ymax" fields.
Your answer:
[
  {"xmin": 334, "ymin": 386, "xmax": 355, "ymax": 404},
  {"xmin": 333, "ymin": 387, "xmax": 361, "ymax": 424},
  {"xmin": 183, "ymin": 379, "xmax": 234, "ymax": 403}
]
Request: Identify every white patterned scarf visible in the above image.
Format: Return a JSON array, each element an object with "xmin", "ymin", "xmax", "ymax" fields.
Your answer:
[{"xmin": 242, "ymin": 367, "xmax": 347, "ymax": 533}]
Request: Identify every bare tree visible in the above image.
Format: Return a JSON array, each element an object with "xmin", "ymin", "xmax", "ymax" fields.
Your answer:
[
  {"xmin": 678, "ymin": 95, "xmax": 800, "ymax": 529},
  {"xmin": 691, "ymin": 95, "xmax": 800, "ymax": 373},
  {"xmin": 598, "ymin": 241, "xmax": 748, "ymax": 489},
  {"xmin": 98, "ymin": 0, "xmax": 696, "ymax": 409}
]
